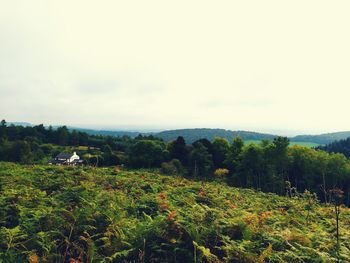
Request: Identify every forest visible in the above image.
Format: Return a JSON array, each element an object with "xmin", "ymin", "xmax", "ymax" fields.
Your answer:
[
  {"xmin": 318, "ymin": 138, "xmax": 350, "ymax": 158},
  {"xmin": 1, "ymin": 120, "xmax": 350, "ymax": 206}
]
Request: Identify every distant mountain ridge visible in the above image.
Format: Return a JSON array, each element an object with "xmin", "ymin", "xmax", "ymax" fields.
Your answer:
[
  {"xmin": 291, "ymin": 131, "xmax": 350, "ymax": 145},
  {"xmin": 69, "ymin": 127, "xmax": 153, "ymax": 138},
  {"xmin": 155, "ymin": 128, "xmax": 277, "ymax": 143},
  {"xmin": 5, "ymin": 121, "xmax": 350, "ymax": 145},
  {"xmin": 74, "ymin": 127, "xmax": 350, "ymax": 145},
  {"xmin": 7, "ymin": 122, "xmax": 32, "ymax": 127}
]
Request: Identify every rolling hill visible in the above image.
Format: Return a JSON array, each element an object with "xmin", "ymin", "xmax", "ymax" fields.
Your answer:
[
  {"xmin": 5, "ymin": 121, "xmax": 350, "ymax": 145},
  {"xmin": 155, "ymin": 129, "xmax": 350, "ymax": 145},
  {"xmin": 155, "ymin": 128, "xmax": 277, "ymax": 143},
  {"xmin": 69, "ymin": 127, "xmax": 152, "ymax": 138},
  {"xmin": 291, "ymin": 131, "xmax": 350, "ymax": 145}
]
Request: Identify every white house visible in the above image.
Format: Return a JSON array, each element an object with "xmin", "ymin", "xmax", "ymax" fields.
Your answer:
[{"xmin": 49, "ymin": 152, "xmax": 83, "ymax": 165}]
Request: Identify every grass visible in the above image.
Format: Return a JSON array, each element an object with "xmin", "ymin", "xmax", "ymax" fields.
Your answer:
[
  {"xmin": 0, "ymin": 162, "xmax": 349, "ymax": 262},
  {"xmin": 245, "ymin": 140, "xmax": 321, "ymax": 148}
]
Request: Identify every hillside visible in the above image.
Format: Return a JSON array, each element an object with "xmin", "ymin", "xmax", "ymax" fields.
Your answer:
[
  {"xmin": 6, "ymin": 121, "xmax": 350, "ymax": 145},
  {"xmin": 76, "ymin": 128, "xmax": 350, "ymax": 146},
  {"xmin": 156, "ymin": 128, "xmax": 277, "ymax": 143},
  {"xmin": 1, "ymin": 163, "xmax": 349, "ymax": 262},
  {"xmin": 157, "ymin": 129, "xmax": 350, "ymax": 145},
  {"xmin": 71, "ymin": 127, "xmax": 151, "ymax": 138},
  {"xmin": 78, "ymin": 127, "xmax": 349, "ymax": 146},
  {"xmin": 7, "ymin": 122, "xmax": 32, "ymax": 127},
  {"xmin": 291, "ymin": 131, "xmax": 350, "ymax": 145},
  {"xmin": 5, "ymin": 122, "xmax": 151, "ymax": 138}
]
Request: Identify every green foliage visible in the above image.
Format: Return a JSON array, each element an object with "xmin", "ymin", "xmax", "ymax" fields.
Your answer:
[
  {"xmin": 1, "ymin": 163, "xmax": 350, "ymax": 262},
  {"xmin": 156, "ymin": 128, "xmax": 276, "ymax": 143},
  {"xmin": 161, "ymin": 159, "xmax": 184, "ymax": 176},
  {"xmin": 293, "ymin": 131, "xmax": 350, "ymax": 145},
  {"xmin": 1, "ymin": 121, "xmax": 350, "ymax": 208},
  {"xmin": 129, "ymin": 140, "xmax": 167, "ymax": 168},
  {"xmin": 212, "ymin": 137, "xmax": 230, "ymax": 168},
  {"xmin": 167, "ymin": 136, "xmax": 189, "ymax": 166},
  {"xmin": 189, "ymin": 142, "xmax": 214, "ymax": 177},
  {"xmin": 319, "ymin": 137, "xmax": 350, "ymax": 158}
]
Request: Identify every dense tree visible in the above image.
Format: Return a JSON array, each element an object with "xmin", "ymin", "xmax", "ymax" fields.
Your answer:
[
  {"xmin": 319, "ymin": 137, "xmax": 350, "ymax": 157},
  {"xmin": 69, "ymin": 130, "xmax": 80, "ymax": 146},
  {"xmin": 193, "ymin": 138, "xmax": 214, "ymax": 155},
  {"xmin": 56, "ymin": 126, "xmax": 69, "ymax": 146},
  {"xmin": 189, "ymin": 142, "xmax": 213, "ymax": 177},
  {"xmin": 0, "ymin": 120, "xmax": 7, "ymax": 141},
  {"xmin": 212, "ymin": 137, "xmax": 229, "ymax": 168},
  {"xmin": 263, "ymin": 137, "xmax": 290, "ymax": 193},
  {"xmin": 7, "ymin": 141, "xmax": 33, "ymax": 164},
  {"xmin": 161, "ymin": 159, "xmax": 184, "ymax": 175},
  {"xmin": 239, "ymin": 143, "xmax": 263, "ymax": 189},
  {"xmin": 129, "ymin": 140, "xmax": 167, "ymax": 168},
  {"xmin": 225, "ymin": 136, "xmax": 244, "ymax": 174},
  {"xmin": 167, "ymin": 136, "xmax": 188, "ymax": 165}
]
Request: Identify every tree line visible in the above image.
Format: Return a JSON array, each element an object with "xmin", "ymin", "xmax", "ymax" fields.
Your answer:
[
  {"xmin": 318, "ymin": 137, "xmax": 350, "ymax": 158},
  {"xmin": 1, "ymin": 120, "xmax": 349, "ymax": 205},
  {"xmin": 162, "ymin": 136, "xmax": 350, "ymax": 205}
]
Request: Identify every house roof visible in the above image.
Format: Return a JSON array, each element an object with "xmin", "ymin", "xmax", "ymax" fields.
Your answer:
[{"xmin": 56, "ymin": 153, "xmax": 73, "ymax": 159}]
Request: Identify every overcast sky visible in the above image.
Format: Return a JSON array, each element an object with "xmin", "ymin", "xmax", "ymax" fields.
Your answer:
[{"xmin": 1, "ymin": 1, "xmax": 350, "ymax": 135}]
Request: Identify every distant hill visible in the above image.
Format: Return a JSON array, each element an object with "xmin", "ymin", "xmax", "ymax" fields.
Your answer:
[
  {"xmin": 7, "ymin": 122, "xmax": 32, "ymax": 127},
  {"xmin": 155, "ymin": 128, "xmax": 277, "ymax": 143},
  {"xmin": 291, "ymin": 131, "xmax": 350, "ymax": 145},
  {"xmin": 5, "ymin": 120, "xmax": 350, "ymax": 145},
  {"xmin": 3, "ymin": 121, "xmax": 152, "ymax": 138},
  {"xmin": 69, "ymin": 128, "xmax": 350, "ymax": 146},
  {"xmin": 69, "ymin": 127, "xmax": 153, "ymax": 138}
]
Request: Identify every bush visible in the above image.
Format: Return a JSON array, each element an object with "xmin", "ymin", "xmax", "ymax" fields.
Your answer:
[
  {"xmin": 161, "ymin": 159, "xmax": 184, "ymax": 175},
  {"xmin": 214, "ymin": 168, "xmax": 229, "ymax": 177}
]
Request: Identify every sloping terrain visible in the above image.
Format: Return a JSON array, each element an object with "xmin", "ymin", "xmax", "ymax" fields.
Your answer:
[
  {"xmin": 156, "ymin": 128, "xmax": 276, "ymax": 143},
  {"xmin": 291, "ymin": 131, "xmax": 350, "ymax": 145},
  {"xmin": 0, "ymin": 163, "xmax": 350, "ymax": 262}
]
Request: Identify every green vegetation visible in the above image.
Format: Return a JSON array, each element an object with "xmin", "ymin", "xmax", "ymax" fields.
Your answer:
[
  {"xmin": 0, "ymin": 120, "xmax": 160, "ymax": 167},
  {"xmin": 156, "ymin": 128, "xmax": 276, "ymax": 143},
  {"xmin": 289, "ymin": 141, "xmax": 321, "ymax": 148},
  {"xmin": 1, "ymin": 121, "xmax": 350, "ymax": 207},
  {"xmin": 1, "ymin": 162, "xmax": 350, "ymax": 262},
  {"xmin": 292, "ymin": 132, "xmax": 350, "ymax": 145},
  {"xmin": 244, "ymin": 140, "xmax": 321, "ymax": 148},
  {"xmin": 318, "ymin": 137, "xmax": 350, "ymax": 158},
  {"xmin": 8, "ymin": 121, "xmax": 350, "ymax": 145}
]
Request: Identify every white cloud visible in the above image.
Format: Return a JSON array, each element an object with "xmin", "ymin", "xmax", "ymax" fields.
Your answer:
[{"xmin": 1, "ymin": 0, "xmax": 350, "ymax": 135}]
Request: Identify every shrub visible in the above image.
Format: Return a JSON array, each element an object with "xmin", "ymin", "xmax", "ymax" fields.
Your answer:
[
  {"xmin": 161, "ymin": 159, "xmax": 184, "ymax": 175},
  {"xmin": 214, "ymin": 168, "xmax": 229, "ymax": 177}
]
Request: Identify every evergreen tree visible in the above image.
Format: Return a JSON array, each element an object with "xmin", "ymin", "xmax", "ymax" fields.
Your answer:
[
  {"xmin": 189, "ymin": 142, "xmax": 213, "ymax": 177},
  {"xmin": 168, "ymin": 136, "xmax": 188, "ymax": 165},
  {"xmin": 212, "ymin": 137, "xmax": 229, "ymax": 168}
]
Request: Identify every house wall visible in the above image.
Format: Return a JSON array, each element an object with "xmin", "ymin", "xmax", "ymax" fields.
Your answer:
[{"xmin": 69, "ymin": 153, "xmax": 80, "ymax": 163}]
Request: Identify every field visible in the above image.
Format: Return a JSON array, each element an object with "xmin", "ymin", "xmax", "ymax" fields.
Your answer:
[
  {"xmin": 1, "ymin": 162, "xmax": 350, "ymax": 262},
  {"xmin": 244, "ymin": 140, "xmax": 321, "ymax": 148}
]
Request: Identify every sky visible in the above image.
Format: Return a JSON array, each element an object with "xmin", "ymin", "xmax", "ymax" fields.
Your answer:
[{"xmin": 1, "ymin": 1, "xmax": 350, "ymax": 136}]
